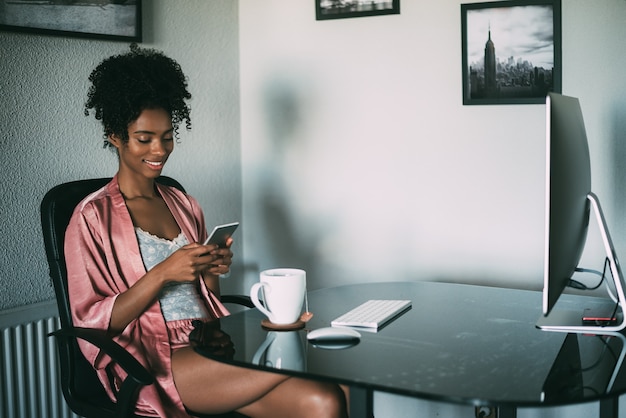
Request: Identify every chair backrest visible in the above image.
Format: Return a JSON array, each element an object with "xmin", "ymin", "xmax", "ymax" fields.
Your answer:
[{"xmin": 40, "ymin": 176, "xmax": 184, "ymax": 418}]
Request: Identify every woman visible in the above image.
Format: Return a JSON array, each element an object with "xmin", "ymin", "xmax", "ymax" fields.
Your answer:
[{"xmin": 66, "ymin": 44, "xmax": 348, "ymax": 418}]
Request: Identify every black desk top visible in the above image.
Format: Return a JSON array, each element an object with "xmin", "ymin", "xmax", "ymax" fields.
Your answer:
[{"xmin": 194, "ymin": 281, "xmax": 626, "ymax": 408}]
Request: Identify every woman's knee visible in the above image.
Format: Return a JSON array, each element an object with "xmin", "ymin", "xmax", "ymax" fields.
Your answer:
[{"xmin": 299, "ymin": 382, "xmax": 348, "ymax": 418}]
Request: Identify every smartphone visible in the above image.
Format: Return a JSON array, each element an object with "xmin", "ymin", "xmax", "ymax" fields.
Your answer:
[{"xmin": 203, "ymin": 222, "xmax": 239, "ymax": 247}]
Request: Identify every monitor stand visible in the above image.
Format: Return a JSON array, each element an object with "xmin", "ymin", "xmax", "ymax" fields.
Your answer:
[{"xmin": 537, "ymin": 193, "xmax": 626, "ymax": 333}]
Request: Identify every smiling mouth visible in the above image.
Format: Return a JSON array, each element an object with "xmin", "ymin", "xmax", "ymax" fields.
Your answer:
[{"xmin": 144, "ymin": 160, "xmax": 164, "ymax": 168}]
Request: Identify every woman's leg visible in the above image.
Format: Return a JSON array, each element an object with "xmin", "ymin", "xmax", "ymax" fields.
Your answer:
[{"xmin": 172, "ymin": 347, "xmax": 348, "ymax": 418}]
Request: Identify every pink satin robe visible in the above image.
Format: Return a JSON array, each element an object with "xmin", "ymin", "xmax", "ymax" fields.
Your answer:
[{"xmin": 65, "ymin": 175, "xmax": 229, "ymax": 417}]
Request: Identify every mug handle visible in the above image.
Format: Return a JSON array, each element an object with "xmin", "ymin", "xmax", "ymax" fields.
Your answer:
[
  {"xmin": 250, "ymin": 282, "xmax": 274, "ymax": 321},
  {"xmin": 251, "ymin": 332, "xmax": 276, "ymax": 366}
]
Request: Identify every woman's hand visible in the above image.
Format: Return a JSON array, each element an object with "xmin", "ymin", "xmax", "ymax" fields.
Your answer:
[
  {"xmin": 150, "ymin": 242, "xmax": 227, "ymax": 285},
  {"xmin": 197, "ymin": 237, "xmax": 234, "ymax": 298},
  {"xmin": 203, "ymin": 237, "xmax": 234, "ymax": 277}
]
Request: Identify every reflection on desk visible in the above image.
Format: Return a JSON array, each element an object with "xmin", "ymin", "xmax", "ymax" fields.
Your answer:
[
  {"xmin": 252, "ymin": 331, "xmax": 305, "ymax": 370},
  {"xmin": 192, "ymin": 281, "xmax": 626, "ymax": 415},
  {"xmin": 543, "ymin": 332, "xmax": 626, "ymax": 403},
  {"xmin": 190, "ymin": 319, "xmax": 235, "ymax": 360}
]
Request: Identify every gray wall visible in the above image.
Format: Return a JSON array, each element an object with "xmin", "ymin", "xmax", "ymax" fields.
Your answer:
[{"xmin": 0, "ymin": 0, "xmax": 242, "ymax": 310}]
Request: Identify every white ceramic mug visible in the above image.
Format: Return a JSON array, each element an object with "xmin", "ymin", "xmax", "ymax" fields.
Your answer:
[
  {"xmin": 250, "ymin": 268, "xmax": 306, "ymax": 325},
  {"xmin": 252, "ymin": 331, "xmax": 305, "ymax": 371}
]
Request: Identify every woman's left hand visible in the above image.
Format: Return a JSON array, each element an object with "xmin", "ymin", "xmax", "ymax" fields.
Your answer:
[{"xmin": 202, "ymin": 237, "xmax": 233, "ymax": 276}]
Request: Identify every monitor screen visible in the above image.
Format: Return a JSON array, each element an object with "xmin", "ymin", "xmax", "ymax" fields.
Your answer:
[
  {"xmin": 538, "ymin": 93, "xmax": 625, "ymax": 333},
  {"xmin": 543, "ymin": 92, "xmax": 591, "ymax": 316}
]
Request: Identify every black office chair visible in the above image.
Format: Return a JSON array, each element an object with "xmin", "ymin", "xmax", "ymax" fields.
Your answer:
[{"xmin": 41, "ymin": 177, "xmax": 252, "ymax": 418}]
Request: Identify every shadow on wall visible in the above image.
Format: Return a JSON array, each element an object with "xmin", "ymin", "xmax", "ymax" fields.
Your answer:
[{"xmin": 255, "ymin": 75, "xmax": 321, "ymax": 285}]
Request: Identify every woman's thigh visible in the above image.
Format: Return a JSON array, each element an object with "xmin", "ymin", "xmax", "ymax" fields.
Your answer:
[{"xmin": 171, "ymin": 347, "xmax": 347, "ymax": 417}]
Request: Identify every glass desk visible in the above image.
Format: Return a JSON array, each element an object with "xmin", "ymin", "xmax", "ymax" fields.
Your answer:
[{"xmin": 193, "ymin": 281, "xmax": 626, "ymax": 418}]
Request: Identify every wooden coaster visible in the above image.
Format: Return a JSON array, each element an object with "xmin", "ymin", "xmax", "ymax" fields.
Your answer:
[{"xmin": 261, "ymin": 319, "xmax": 305, "ymax": 331}]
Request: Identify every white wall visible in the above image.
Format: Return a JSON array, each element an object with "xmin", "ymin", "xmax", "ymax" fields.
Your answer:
[
  {"xmin": 238, "ymin": 1, "xmax": 626, "ymax": 416},
  {"xmin": 239, "ymin": 0, "xmax": 626, "ymax": 294},
  {"xmin": 0, "ymin": 0, "xmax": 242, "ymax": 310}
]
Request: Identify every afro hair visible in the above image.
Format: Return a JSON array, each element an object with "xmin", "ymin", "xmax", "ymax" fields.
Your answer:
[{"xmin": 85, "ymin": 44, "xmax": 192, "ymax": 147}]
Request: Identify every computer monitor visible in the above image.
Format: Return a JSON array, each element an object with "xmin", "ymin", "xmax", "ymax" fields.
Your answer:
[{"xmin": 536, "ymin": 92, "xmax": 626, "ymax": 333}]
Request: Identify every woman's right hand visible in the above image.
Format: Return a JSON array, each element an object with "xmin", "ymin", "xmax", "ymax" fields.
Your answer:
[{"xmin": 152, "ymin": 242, "xmax": 221, "ymax": 285}]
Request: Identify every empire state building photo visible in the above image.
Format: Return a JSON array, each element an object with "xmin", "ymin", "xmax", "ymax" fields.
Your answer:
[{"xmin": 463, "ymin": 3, "xmax": 559, "ymax": 104}]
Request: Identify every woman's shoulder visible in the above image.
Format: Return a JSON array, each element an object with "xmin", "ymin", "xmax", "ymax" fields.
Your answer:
[{"xmin": 72, "ymin": 178, "xmax": 121, "ymax": 219}]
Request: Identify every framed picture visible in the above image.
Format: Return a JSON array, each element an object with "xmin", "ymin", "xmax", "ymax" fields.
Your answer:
[
  {"xmin": 461, "ymin": 0, "xmax": 561, "ymax": 105},
  {"xmin": 315, "ymin": 0, "xmax": 400, "ymax": 21},
  {"xmin": 0, "ymin": 0, "xmax": 142, "ymax": 42}
]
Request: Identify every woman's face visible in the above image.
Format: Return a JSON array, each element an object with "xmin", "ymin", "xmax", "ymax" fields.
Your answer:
[{"xmin": 110, "ymin": 108, "xmax": 174, "ymax": 180}]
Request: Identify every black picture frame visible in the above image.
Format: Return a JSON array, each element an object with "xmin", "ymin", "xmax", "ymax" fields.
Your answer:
[
  {"xmin": 0, "ymin": 0, "xmax": 142, "ymax": 42},
  {"xmin": 315, "ymin": 0, "xmax": 400, "ymax": 21},
  {"xmin": 461, "ymin": 0, "xmax": 561, "ymax": 105}
]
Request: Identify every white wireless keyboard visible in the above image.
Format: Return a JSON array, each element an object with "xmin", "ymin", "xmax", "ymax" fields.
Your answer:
[{"xmin": 331, "ymin": 299, "xmax": 412, "ymax": 330}]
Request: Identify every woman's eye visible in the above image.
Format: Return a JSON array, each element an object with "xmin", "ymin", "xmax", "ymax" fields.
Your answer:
[
  {"xmin": 136, "ymin": 137, "xmax": 151, "ymax": 144},
  {"xmin": 164, "ymin": 137, "xmax": 174, "ymax": 142}
]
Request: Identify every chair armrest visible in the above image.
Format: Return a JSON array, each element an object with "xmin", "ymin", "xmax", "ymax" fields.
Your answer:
[
  {"xmin": 222, "ymin": 294, "xmax": 254, "ymax": 308},
  {"xmin": 49, "ymin": 327, "xmax": 154, "ymax": 386},
  {"xmin": 50, "ymin": 327, "xmax": 154, "ymax": 418}
]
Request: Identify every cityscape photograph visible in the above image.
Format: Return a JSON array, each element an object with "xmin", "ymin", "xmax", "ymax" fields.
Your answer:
[{"xmin": 463, "ymin": 3, "xmax": 558, "ymax": 103}]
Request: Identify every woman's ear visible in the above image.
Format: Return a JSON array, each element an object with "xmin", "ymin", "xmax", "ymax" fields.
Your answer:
[{"xmin": 108, "ymin": 134, "xmax": 122, "ymax": 149}]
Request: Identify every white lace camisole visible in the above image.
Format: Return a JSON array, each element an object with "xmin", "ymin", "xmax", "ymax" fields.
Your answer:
[{"xmin": 135, "ymin": 227, "xmax": 210, "ymax": 321}]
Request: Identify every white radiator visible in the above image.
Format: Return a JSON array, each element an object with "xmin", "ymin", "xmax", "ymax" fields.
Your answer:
[{"xmin": 0, "ymin": 301, "xmax": 79, "ymax": 418}]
